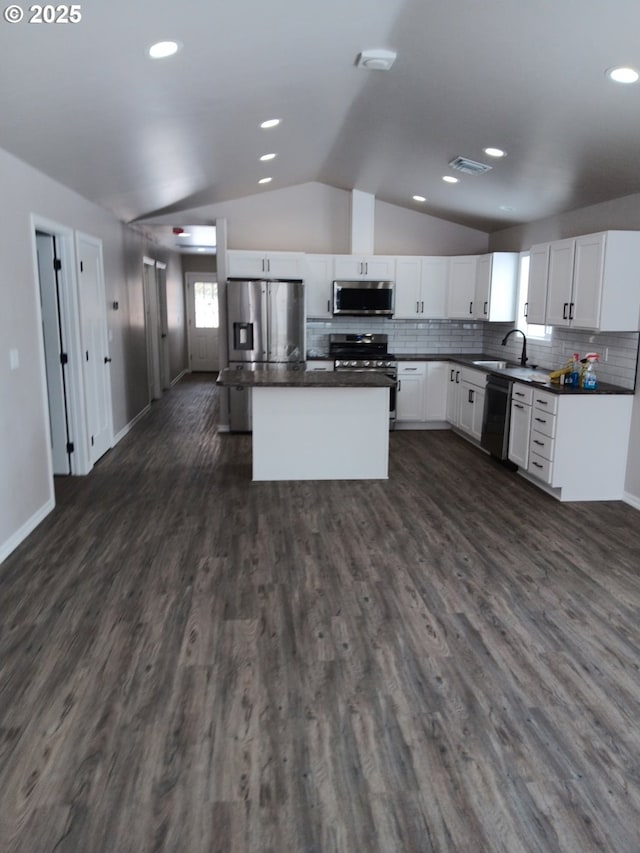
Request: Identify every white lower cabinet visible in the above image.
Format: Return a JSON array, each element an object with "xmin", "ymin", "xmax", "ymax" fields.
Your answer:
[
  {"xmin": 446, "ymin": 363, "xmax": 462, "ymax": 426},
  {"xmin": 396, "ymin": 361, "xmax": 449, "ymax": 427},
  {"xmin": 508, "ymin": 383, "xmax": 533, "ymax": 469},
  {"xmin": 457, "ymin": 367, "xmax": 486, "ymax": 441},
  {"xmin": 520, "ymin": 388, "xmax": 633, "ymax": 501}
]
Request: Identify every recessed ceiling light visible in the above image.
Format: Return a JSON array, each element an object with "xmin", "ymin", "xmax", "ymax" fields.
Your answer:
[
  {"xmin": 499, "ymin": 205, "xmax": 515, "ymax": 212},
  {"xmin": 148, "ymin": 41, "xmax": 180, "ymax": 59},
  {"xmin": 260, "ymin": 153, "xmax": 277, "ymax": 161},
  {"xmin": 442, "ymin": 175, "xmax": 459, "ymax": 184},
  {"xmin": 412, "ymin": 195, "xmax": 427, "ymax": 203},
  {"xmin": 258, "ymin": 177, "xmax": 272, "ymax": 184},
  {"xmin": 607, "ymin": 66, "xmax": 639, "ymax": 84},
  {"xmin": 260, "ymin": 119, "xmax": 280, "ymax": 129},
  {"xmin": 484, "ymin": 147, "xmax": 506, "ymax": 158}
]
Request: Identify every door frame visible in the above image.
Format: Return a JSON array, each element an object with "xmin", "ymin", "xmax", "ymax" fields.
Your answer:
[
  {"xmin": 30, "ymin": 215, "xmax": 92, "ymax": 476},
  {"xmin": 143, "ymin": 256, "xmax": 162, "ymax": 400},
  {"xmin": 185, "ymin": 272, "xmax": 220, "ymax": 372},
  {"xmin": 155, "ymin": 261, "xmax": 171, "ymax": 390}
]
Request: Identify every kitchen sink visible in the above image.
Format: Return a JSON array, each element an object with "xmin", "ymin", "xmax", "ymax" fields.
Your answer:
[{"xmin": 472, "ymin": 360, "xmax": 508, "ymax": 368}]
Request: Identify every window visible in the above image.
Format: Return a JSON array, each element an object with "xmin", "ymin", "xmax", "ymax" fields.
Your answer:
[
  {"xmin": 517, "ymin": 253, "xmax": 551, "ymax": 340},
  {"xmin": 194, "ymin": 281, "xmax": 219, "ymax": 328}
]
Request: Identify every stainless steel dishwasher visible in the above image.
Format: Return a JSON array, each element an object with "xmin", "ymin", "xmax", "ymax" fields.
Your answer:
[{"xmin": 481, "ymin": 374, "xmax": 514, "ymax": 461}]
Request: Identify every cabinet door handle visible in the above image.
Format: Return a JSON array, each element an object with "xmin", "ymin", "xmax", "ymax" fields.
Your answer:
[
  {"xmin": 563, "ymin": 302, "xmax": 569, "ymax": 319},
  {"xmin": 450, "ymin": 369, "xmax": 455, "ymax": 381},
  {"xmin": 398, "ymin": 379, "xmax": 402, "ymax": 391},
  {"xmin": 524, "ymin": 301, "xmax": 528, "ymax": 318},
  {"xmin": 455, "ymin": 370, "xmax": 460, "ymax": 384},
  {"xmin": 468, "ymin": 389, "xmax": 474, "ymax": 403},
  {"xmin": 469, "ymin": 301, "xmax": 473, "ymax": 315},
  {"xmin": 483, "ymin": 301, "xmax": 488, "ymax": 315},
  {"xmin": 416, "ymin": 301, "xmax": 420, "ymax": 313},
  {"xmin": 514, "ymin": 403, "xmax": 524, "ymax": 409},
  {"xmin": 327, "ymin": 299, "xmax": 331, "ymax": 312},
  {"xmin": 421, "ymin": 301, "xmax": 424, "ymax": 313},
  {"xmin": 569, "ymin": 302, "xmax": 574, "ymax": 320},
  {"xmin": 404, "ymin": 367, "xmax": 417, "ymax": 371},
  {"xmin": 534, "ymin": 417, "xmax": 547, "ymax": 423}
]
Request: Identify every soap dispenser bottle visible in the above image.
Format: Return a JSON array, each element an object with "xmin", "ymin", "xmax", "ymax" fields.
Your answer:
[{"xmin": 583, "ymin": 353, "xmax": 599, "ymax": 390}]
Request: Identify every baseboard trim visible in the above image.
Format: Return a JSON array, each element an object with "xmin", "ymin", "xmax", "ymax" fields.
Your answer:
[
  {"xmin": 113, "ymin": 404, "xmax": 151, "ymax": 446},
  {"xmin": 623, "ymin": 491, "xmax": 640, "ymax": 511},
  {"xmin": 171, "ymin": 368, "xmax": 188, "ymax": 387},
  {"xmin": 0, "ymin": 496, "xmax": 55, "ymax": 565}
]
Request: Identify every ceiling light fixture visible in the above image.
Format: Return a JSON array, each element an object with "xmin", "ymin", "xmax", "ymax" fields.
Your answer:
[
  {"xmin": 258, "ymin": 177, "xmax": 272, "ymax": 184},
  {"xmin": 442, "ymin": 175, "xmax": 459, "ymax": 184},
  {"xmin": 148, "ymin": 40, "xmax": 180, "ymax": 59},
  {"xmin": 260, "ymin": 153, "xmax": 277, "ymax": 161},
  {"xmin": 607, "ymin": 66, "xmax": 639, "ymax": 84},
  {"xmin": 260, "ymin": 119, "xmax": 280, "ymax": 129},
  {"xmin": 484, "ymin": 147, "xmax": 506, "ymax": 158},
  {"xmin": 355, "ymin": 49, "xmax": 397, "ymax": 71},
  {"xmin": 412, "ymin": 195, "xmax": 426, "ymax": 203}
]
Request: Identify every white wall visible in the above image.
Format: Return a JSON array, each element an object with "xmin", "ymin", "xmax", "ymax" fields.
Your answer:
[
  {"xmin": 489, "ymin": 193, "xmax": 640, "ymax": 505},
  {"xmin": 0, "ymin": 147, "xmax": 186, "ymax": 563},
  {"xmin": 144, "ymin": 181, "xmax": 488, "ymax": 256}
]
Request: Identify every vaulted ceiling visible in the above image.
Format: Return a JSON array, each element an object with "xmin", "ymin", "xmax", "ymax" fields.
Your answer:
[{"xmin": 2, "ymin": 0, "xmax": 640, "ymax": 232}]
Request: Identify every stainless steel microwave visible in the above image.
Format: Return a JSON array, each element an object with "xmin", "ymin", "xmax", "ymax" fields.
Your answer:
[{"xmin": 332, "ymin": 280, "xmax": 395, "ymax": 317}]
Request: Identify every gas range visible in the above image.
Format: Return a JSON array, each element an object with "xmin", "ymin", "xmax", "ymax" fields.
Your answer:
[{"xmin": 329, "ymin": 333, "xmax": 397, "ymax": 372}]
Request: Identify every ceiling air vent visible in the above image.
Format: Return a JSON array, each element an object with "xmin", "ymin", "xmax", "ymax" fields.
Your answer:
[{"xmin": 448, "ymin": 156, "xmax": 493, "ymax": 176}]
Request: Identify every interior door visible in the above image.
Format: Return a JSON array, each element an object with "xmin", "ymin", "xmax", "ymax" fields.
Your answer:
[
  {"xmin": 186, "ymin": 274, "xmax": 219, "ymax": 371},
  {"xmin": 36, "ymin": 232, "xmax": 71, "ymax": 474},
  {"xmin": 76, "ymin": 233, "xmax": 113, "ymax": 464},
  {"xmin": 143, "ymin": 258, "xmax": 162, "ymax": 399},
  {"xmin": 156, "ymin": 262, "xmax": 171, "ymax": 389}
]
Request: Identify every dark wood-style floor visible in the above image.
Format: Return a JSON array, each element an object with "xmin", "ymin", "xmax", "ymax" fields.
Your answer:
[{"xmin": 2, "ymin": 374, "xmax": 640, "ymax": 852}]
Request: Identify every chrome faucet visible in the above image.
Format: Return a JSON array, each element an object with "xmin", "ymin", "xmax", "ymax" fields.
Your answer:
[{"xmin": 501, "ymin": 328, "xmax": 528, "ymax": 366}]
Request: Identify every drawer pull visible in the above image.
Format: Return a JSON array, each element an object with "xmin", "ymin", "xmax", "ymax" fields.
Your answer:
[
  {"xmin": 533, "ymin": 439, "xmax": 544, "ymax": 446},
  {"xmin": 536, "ymin": 399, "xmax": 549, "ymax": 405},
  {"xmin": 532, "ymin": 461, "xmax": 543, "ymax": 469},
  {"xmin": 514, "ymin": 391, "xmax": 525, "ymax": 397},
  {"xmin": 514, "ymin": 403, "xmax": 524, "ymax": 409},
  {"xmin": 534, "ymin": 417, "xmax": 547, "ymax": 423}
]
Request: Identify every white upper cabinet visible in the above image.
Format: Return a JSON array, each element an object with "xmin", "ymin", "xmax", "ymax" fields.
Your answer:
[
  {"xmin": 304, "ymin": 254, "xmax": 334, "ymax": 318},
  {"xmin": 447, "ymin": 256, "xmax": 479, "ymax": 319},
  {"xmin": 526, "ymin": 243, "xmax": 549, "ymax": 325},
  {"xmin": 333, "ymin": 255, "xmax": 395, "ymax": 281},
  {"xmin": 474, "ymin": 253, "xmax": 518, "ymax": 321},
  {"xmin": 227, "ymin": 250, "xmax": 305, "ymax": 279},
  {"xmin": 531, "ymin": 231, "xmax": 640, "ymax": 331},
  {"xmin": 394, "ymin": 256, "xmax": 448, "ymax": 319}
]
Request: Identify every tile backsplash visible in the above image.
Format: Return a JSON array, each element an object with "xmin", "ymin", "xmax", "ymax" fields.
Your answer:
[{"xmin": 306, "ymin": 316, "xmax": 639, "ymax": 389}]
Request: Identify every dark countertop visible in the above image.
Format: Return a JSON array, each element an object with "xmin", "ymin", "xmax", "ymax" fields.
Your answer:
[
  {"xmin": 217, "ymin": 367, "xmax": 395, "ymax": 389},
  {"xmin": 307, "ymin": 353, "xmax": 633, "ymax": 394}
]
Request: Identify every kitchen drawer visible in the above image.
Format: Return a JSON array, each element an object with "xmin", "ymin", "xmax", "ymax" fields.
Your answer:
[
  {"xmin": 512, "ymin": 383, "xmax": 533, "ymax": 405},
  {"xmin": 531, "ymin": 408, "xmax": 556, "ymax": 438},
  {"xmin": 529, "ymin": 429, "xmax": 554, "ymax": 461},
  {"xmin": 528, "ymin": 451, "xmax": 553, "ymax": 483},
  {"xmin": 460, "ymin": 366, "xmax": 487, "ymax": 387},
  {"xmin": 531, "ymin": 389, "xmax": 558, "ymax": 414},
  {"xmin": 398, "ymin": 362, "xmax": 426, "ymax": 376}
]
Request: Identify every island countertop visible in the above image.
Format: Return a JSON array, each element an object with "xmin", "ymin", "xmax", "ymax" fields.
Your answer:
[{"xmin": 217, "ymin": 366, "xmax": 395, "ymax": 388}]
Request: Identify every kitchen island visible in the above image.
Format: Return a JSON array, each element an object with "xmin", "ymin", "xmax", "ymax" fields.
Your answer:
[{"xmin": 216, "ymin": 367, "xmax": 394, "ymax": 481}]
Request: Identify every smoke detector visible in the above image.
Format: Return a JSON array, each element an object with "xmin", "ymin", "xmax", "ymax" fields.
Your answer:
[
  {"xmin": 448, "ymin": 156, "xmax": 493, "ymax": 176},
  {"xmin": 356, "ymin": 49, "xmax": 397, "ymax": 71}
]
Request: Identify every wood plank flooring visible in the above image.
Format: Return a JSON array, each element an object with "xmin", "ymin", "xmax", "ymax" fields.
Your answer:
[{"xmin": 2, "ymin": 373, "xmax": 640, "ymax": 852}]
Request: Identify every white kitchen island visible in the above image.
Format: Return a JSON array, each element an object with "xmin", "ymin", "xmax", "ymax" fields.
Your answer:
[{"xmin": 216, "ymin": 367, "xmax": 393, "ymax": 481}]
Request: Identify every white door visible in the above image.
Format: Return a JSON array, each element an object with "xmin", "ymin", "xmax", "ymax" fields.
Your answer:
[
  {"xmin": 155, "ymin": 262, "xmax": 171, "ymax": 389},
  {"xmin": 36, "ymin": 232, "xmax": 71, "ymax": 474},
  {"xmin": 76, "ymin": 233, "xmax": 113, "ymax": 465},
  {"xmin": 143, "ymin": 258, "xmax": 162, "ymax": 399},
  {"xmin": 186, "ymin": 273, "xmax": 219, "ymax": 372}
]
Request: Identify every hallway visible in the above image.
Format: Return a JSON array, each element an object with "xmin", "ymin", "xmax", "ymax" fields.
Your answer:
[{"xmin": 1, "ymin": 374, "xmax": 640, "ymax": 852}]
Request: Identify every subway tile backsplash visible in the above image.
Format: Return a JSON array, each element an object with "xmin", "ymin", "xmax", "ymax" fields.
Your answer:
[{"xmin": 306, "ymin": 316, "xmax": 639, "ymax": 389}]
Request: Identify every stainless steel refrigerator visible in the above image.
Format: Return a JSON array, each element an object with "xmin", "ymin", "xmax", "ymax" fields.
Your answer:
[{"xmin": 226, "ymin": 278, "xmax": 305, "ymax": 431}]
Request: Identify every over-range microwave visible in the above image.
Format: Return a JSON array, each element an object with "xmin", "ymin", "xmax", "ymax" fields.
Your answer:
[{"xmin": 332, "ymin": 280, "xmax": 395, "ymax": 317}]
